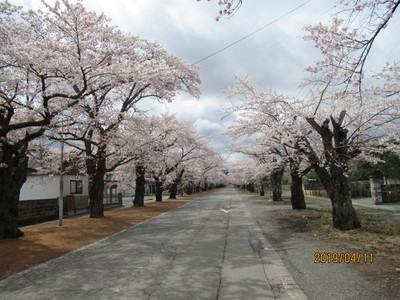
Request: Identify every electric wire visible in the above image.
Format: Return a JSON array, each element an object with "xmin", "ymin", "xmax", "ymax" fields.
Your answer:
[{"xmin": 191, "ymin": 0, "xmax": 312, "ymax": 65}]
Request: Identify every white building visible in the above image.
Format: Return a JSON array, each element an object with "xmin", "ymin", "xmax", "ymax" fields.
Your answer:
[{"xmin": 20, "ymin": 174, "xmax": 89, "ymax": 201}]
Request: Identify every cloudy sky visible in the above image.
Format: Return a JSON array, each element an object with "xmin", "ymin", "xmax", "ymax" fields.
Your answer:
[{"xmin": 12, "ymin": 0, "xmax": 400, "ymax": 164}]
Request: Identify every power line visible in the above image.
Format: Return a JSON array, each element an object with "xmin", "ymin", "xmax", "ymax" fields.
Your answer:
[{"xmin": 192, "ymin": 0, "xmax": 312, "ymax": 65}]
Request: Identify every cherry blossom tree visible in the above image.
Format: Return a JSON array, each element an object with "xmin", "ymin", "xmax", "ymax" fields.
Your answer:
[
  {"xmin": 0, "ymin": 0, "xmax": 114, "ymax": 238},
  {"xmin": 227, "ymin": 71, "xmax": 400, "ymax": 230},
  {"xmin": 164, "ymin": 128, "xmax": 211, "ymax": 199},
  {"xmin": 0, "ymin": 0, "xmax": 200, "ymax": 238},
  {"xmin": 226, "ymin": 76, "xmax": 312, "ymax": 208},
  {"xmin": 226, "ymin": 159, "xmax": 260, "ymax": 190},
  {"xmin": 28, "ymin": 140, "xmax": 85, "ymax": 176},
  {"xmin": 114, "ymin": 115, "xmax": 226, "ymax": 203},
  {"xmin": 304, "ymin": 0, "xmax": 399, "ymax": 92},
  {"xmin": 56, "ymin": 30, "xmax": 200, "ymax": 215},
  {"xmin": 42, "ymin": 1, "xmax": 200, "ymax": 217},
  {"xmin": 231, "ymin": 142, "xmax": 287, "ymax": 201},
  {"xmin": 197, "ymin": 0, "xmax": 242, "ymax": 20},
  {"xmin": 113, "ymin": 114, "xmax": 186, "ymax": 206},
  {"xmin": 131, "ymin": 119, "xmax": 223, "ymax": 200},
  {"xmin": 300, "ymin": 0, "xmax": 400, "ymax": 230},
  {"xmin": 142, "ymin": 116, "xmax": 199, "ymax": 203},
  {"xmin": 179, "ymin": 147, "xmax": 226, "ymax": 193}
]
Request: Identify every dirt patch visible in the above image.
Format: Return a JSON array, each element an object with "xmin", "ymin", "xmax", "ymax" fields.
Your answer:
[{"xmin": 0, "ymin": 195, "xmax": 207, "ymax": 279}]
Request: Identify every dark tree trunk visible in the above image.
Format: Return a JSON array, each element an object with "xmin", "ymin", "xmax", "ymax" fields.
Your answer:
[
  {"xmin": 0, "ymin": 142, "xmax": 27, "ymax": 239},
  {"xmin": 306, "ymin": 112, "xmax": 361, "ymax": 230},
  {"xmin": 88, "ymin": 173, "xmax": 105, "ymax": 218},
  {"xmin": 270, "ymin": 166, "xmax": 284, "ymax": 201},
  {"xmin": 331, "ymin": 176, "xmax": 360, "ymax": 230},
  {"xmin": 290, "ymin": 172, "xmax": 306, "ymax": 210},
  {"xmin": 246, "ymin": 183, "xmax": 255, "ymax": 192},
  {"xmin": 169, "ymin": 169, "xmax": 184, "ymax": 199},
  {"xmin": 184, "ymin": 184, "xmax": 193, "ymax": 195},
  {"xmin": 155, "ymin": 179, "xmax": 163, "ymax": 202},
  {"xmin": 169, "ymin": 183, "xmax": 178, "ymax": 199},
  {"xmin": 289, "ymin": 161, "xmax": 306, "ymax": 209},
  {"xmin": 86, "ymin": 154, "xmax": 106, "ymax": 218},
  {"xmin": 259, "ymin": 180, "xmax": 265, "ymax": 196},
  {"xmin": 134, "ymin": 165, "xmax": 145, "ymax": 207},
  {"xmin": 314, "ymin": 165, "xmax": 360, "ymax": 230}
]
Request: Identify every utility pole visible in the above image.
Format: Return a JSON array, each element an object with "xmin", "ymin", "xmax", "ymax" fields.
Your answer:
[{"xmin": 59, "ymin": 120, "xmax": 64, "ymax": 226}]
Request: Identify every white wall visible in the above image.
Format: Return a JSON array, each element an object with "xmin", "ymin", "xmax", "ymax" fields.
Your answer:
[{"xmin": 20, "ymin": 175, "xmax": 89, "ymax": 201}]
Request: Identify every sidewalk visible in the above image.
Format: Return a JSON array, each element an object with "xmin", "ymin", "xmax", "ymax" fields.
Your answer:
[
  {"xmin": 305, "ymin": 194, "xmax": 400, "ymax": 213},
  {"xmin": 351, "ymin": 197, "xmax": 400, "ymax": 212}
]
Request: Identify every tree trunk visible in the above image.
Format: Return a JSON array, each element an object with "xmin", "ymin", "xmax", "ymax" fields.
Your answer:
[
  {"xmin": 155, "ymin": 179, "xmax": 163, "ymax": 202},
  {"xmin": 306, "ymin": 112, "xmax": 360, "ymax": 230},
  {"xmin": 289, "ymin": 162, "xmax": 306, "ymax": 209},
  {"xmin": 86, "ymin": 155, "xmax": 106, "ymax": 218},
  {"xmin": 84, "ymin": 140, "xmax": 108, "ymax": 218},
  {"xmin": 331, "ymin": 185, "xmax": 360, "ymax": 230},
  {"xmin": 290, "ymin": 172, "xmax": 306, "ymax": 210},
  {"xmin": 259, "ymin": 179, "xmax": 265, "ymax": 196},
  {"xmin": 315, "ymin": 165, "xmax": 360, "ymax": 230},
  {"xmin": 169, "ymin": 183, "xmax": 178, "ymax": 199},
  {"xmin": 270, "ymin": 166, "xmax": 284, "ymax": 201},
  {"xmin": 88, "ymin": 171, "xmax": 105, "ymax": 218},
  {"xmin": 134, "ymin": 165, "xmax": 145, "ymax": 206},
  {"xmin": 169, "ymin": 169, "xmax": 184, "ymax": 199},
  {"xmin": 246, "ymin": 183, "xmax": 255, "ymax": 192},
  {"xmin": 0, "ymin": 142, "xmax": 27, "ymax": 239}
]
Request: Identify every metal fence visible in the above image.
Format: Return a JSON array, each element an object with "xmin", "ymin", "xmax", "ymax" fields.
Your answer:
[
  {"xmin": 304, "ymin": 180, "xmax": 400, "ymax": 203},
  {"xmin": 303, "ymin": 181, "xmax": 370, "ymax": 199}
]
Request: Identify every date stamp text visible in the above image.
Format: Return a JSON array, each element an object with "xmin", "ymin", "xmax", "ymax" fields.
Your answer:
[{"xmin": 314, "ymin": 252, "xmax": 374, "ymax": 264}]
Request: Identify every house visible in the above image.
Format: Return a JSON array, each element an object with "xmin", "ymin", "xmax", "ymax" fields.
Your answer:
[
  {"xmin": 20, "ymin": 174, "xmax": 89, "ymax": 201},
  {"xmin": 19, "ymin": 162, "xmax": 122, "ymax": 225},
  {"xmin": 19, "ymin": 173, "xmax": 90, "ymax": 225}
]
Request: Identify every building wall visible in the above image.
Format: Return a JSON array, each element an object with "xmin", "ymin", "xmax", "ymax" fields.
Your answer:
[{"xmin": 20, "ymin": 174, "xmax": 89, "ymax": 201}]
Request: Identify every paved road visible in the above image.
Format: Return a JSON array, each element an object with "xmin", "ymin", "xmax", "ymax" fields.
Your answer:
[{"xmin": 0, "ymin": 187, "xmax": 306, "ymax": 300}]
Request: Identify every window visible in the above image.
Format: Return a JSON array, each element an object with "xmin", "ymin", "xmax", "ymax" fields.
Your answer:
[{"xmin": 70, "ymin": 180, "xmax": 83, "ymax": 194}]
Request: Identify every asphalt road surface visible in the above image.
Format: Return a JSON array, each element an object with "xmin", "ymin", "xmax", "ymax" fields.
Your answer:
[{"xmin": 0, "ymin": 187, "xmax": 306, "ymax": 300}]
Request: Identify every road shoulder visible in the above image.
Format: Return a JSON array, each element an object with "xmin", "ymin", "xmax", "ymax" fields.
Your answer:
[{"xmin": 220, "ymin": 191, "xmax": 307, "ymax": 299}]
